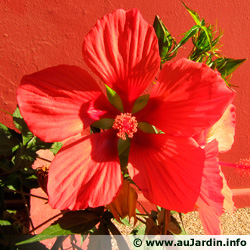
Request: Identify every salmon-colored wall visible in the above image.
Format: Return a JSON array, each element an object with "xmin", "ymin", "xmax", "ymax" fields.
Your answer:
[{"xmin": 1, "ymin": 0, "xmax": 250, "ymax": 206}]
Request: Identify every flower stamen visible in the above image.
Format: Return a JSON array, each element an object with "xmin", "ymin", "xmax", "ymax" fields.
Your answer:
[{"xmin": 113, "ymin": 113, "xmax": 138, "ymax": 140}]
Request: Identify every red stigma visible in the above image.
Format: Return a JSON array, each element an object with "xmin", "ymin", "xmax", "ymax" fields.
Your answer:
[{"xmin": 112, "ymin": 113, "xmax": 138, "ymax": 140}]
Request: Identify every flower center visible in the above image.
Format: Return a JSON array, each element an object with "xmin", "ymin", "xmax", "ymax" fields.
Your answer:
[{"xmin": 112, "ymin": 113, "xmax": 138, "ymax": 140}]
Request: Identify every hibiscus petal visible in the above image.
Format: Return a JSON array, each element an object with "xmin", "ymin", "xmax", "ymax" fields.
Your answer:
[
  {"xmin": 196, "ymin": 197, "xmax": 222, "ymax": 235},
  {"xmin": 196, "ymin": 140, "xmax": 224, "ymax": 234},
  {"xmin": 197, "ymin": 140, "xmax": 224, "ymax": 216},
  {"xmin": 83, "ymin": 9, "xmax": 161, "ymax": 111},
  {"xmin": 196, "ymin": 140, "xmax": 235, "ymax": 234},
  {"xmin": 128, "ymin": 132, "xmax": 205, "ymax": 213},
  {"xmin": 47, "ymin": 131, "xmax": 122, "ymax": 210},
  {"xmin": 17, "ymin": 65, "xmax": 116, "ymax": 142},
  {"xmin": 220, "ymin": 171, "xmax": 235, "ymax": 214},
  {"xmin": 137, "ymin": 58, "xmax": 235, "ymax": 137},
  {"xmin": 206, "ymin": 104, "xmax": 236, "ymax": 153}
]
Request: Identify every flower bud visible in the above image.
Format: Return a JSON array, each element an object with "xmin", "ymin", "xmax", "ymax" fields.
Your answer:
[{"xmin": 36, "ymin": 165, "xmax": 49, "ymax": 194}]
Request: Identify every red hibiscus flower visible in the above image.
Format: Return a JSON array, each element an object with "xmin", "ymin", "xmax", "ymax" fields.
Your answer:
[{"xmin": 17, "ymin": 9, "xmax": 234, "ymax": 212}]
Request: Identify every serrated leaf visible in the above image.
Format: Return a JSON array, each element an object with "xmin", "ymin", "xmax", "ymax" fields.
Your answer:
[
  {"xmin": 16, "ymin": 210, "xmax": 100, "ymax": 245},
  {"xmin": 105, "ymin": 85, "xmax": 124, "ymax": 112},
  {"xmin": 171, "ymin": 25, "xmax": 200, "ymax": 53},
  {"xmin": 201, "ymin": 26, "xmax": 212, "ymax": 48},
  {"xmin": 211, "ymin": 30, "xmax": 223, "ymax": 48},
  {"xmin": 0, "ymin": 124, "xmax": 21, "ymax": 157},
  {"xmin": 213, "ymin": 58, "xmax": 246, "ymax": 78},
  {"xmin": 193, "ymin": 27, "xmax": 212, "ymax": 51},
  {"xmin": 182, "ymin": 1, "xmax": 201, "ymax": 26},
  {"xmin": 132, "ymin": 95, "xmax": 150, "ymax": 114}
]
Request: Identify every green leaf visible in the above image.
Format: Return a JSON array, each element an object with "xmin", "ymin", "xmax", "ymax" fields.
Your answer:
[
  {"xmin": 16, "ymin": 210, "xmax": 100, "ymax": 245},
  {"xmin": 138, "ymin": 122, "xmax": 157, "ymax": 134},
  {"xmin": 0, "ymin": 173, "xmax": 20, "ymax": 190},
  {"xmin": 13, "ymin": 147, "xmax": 37, "ymax": 169},
  {"xmin": 50, "ymin": 142, "xmax": 63, "ymax": 155},
  {"xmin": 192, "ymin": 26, "xmax": 212, "ymax": 52},
  {"xmin": 201, "ymin": 26, "xmax": 212, "ymax": 48},
  {"xmin": 26, "ymin": 136, "xmax": 53, "ymax": 151},
  {"xmin": 0, "ymin": 124, "xmax": 21, "ymax": 157},
  {"xmin": 91, "ymin": 118, "xmax": 114, "ymax": 129},
  {"xmin": 16, "ymin": 224, "xmax": 70, "ymax": 244},
  {"xmin": 212, "ymin": 58, "xmax": 246, "ymax": 78},
  {"xmin": 153, "ymin": 16, "xmax": 174, "ymax": 58},
  {"xmin": 105, "ymin": 85, "xmax": 124, "ymax": 112},
  {"xmin": 20, "ymin": 172, "xmax": 39, "ymax": 189},
  {"xmin": 0, "ymin": 219, "xmax": 12, "ymax": 226},
  {"xmin": 13, "ymin": 106, "xmax": 33, "ymax": 145},
  {"xmin": 6, "ymin": 209, "xmax": 17, "ymax": 214},
  {"xmin": 171, "ymin": 25, "xmax": 200, "ymax": 53},
  {"xmin": 153, "ymin": 15, "xmax": 178, "ymax": 62},
  {"xmin": 182, "ymin": 1, "xmax": 201, "ymax": 26},
  {"xmin": 132, "ymin": 95, "xmax": 150, "ymax": 114}
]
